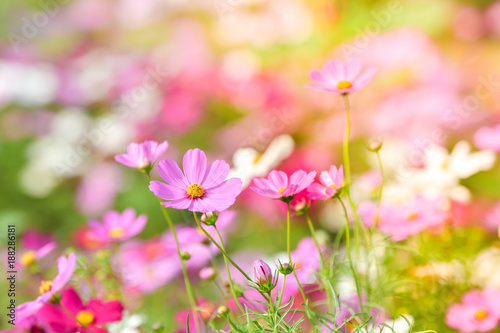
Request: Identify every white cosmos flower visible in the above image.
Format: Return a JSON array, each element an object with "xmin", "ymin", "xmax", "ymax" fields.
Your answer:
[
  {"xmin": 384, "ymin": 141, "xmax": 496, "ymax": 203},
  {"xmin": 229, "ymin": 134, "xmax": 294, "ymax": 188}
]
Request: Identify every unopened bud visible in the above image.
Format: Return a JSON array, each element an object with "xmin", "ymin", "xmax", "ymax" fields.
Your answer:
[
  {"xmin": 368, "ymin": 140, "xmax": 383, "ymax": 153},
  {"xmin": 216, "ymin": 305, "xmax": 230, "ymax": 318},
  {"xmin": 278, "ymin": 262, "xmax": 294, "ymax": 275},
  {"xmin": 201, "ymin": 212, "xmax": 218, "ymax": 226},
  {"xmin": 294, "ymin": 199, "xmax": 310, "ymax": 216},
  {"xmin": 180, "ymin": 251, "xmax": 191, "ymax": 260},
  {"xmin": 199, "ymin": 267, "xmax": 216, "ymax": 281}
]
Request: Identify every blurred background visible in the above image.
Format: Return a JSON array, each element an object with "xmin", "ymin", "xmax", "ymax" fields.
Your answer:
[{"xmin": 2, "ymin": 0, "xmax": 500, "ymax": 331}]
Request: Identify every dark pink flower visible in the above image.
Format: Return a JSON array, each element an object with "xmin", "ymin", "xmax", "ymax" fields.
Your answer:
[
  {"xmin": 87, "ymin": 208, "xmax": 147, "ymax": 243},
  {"xmin": 149, "ymin": 149, "xmax": 242, "ymax": 212},
  {"xmin": 251, "ymin": 170, "xmax": 316, "ymax": 200},
  {"xmin": 39, "ymin": 288, "xmax": 123, "ymax": 333},
  {"xmin": 308, "ymin": 58, "xmax": 377, "ymax": 94},
  {"xmin": 115, "ymin": 140, "xmax": 168, "ymax": 170},
  {"xmin": 307, "ymin": 165, "xmax": 344, "ymax": 200}
]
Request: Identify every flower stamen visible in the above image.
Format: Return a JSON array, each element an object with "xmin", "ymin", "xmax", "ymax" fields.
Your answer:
[
  {"xmin": 108, "ymin": 227, "xmax": 125, "ymax": 239},
  {"xmin": 39, "ymin": 280, "xmax": 53, "ymax": 294},
  {"xmin": 474, "ymin": 309, "xmax": 488, "ymax": 321},
  {"xmin": 187, "ymin": 183, "xmax": 205, "ymax": 198},
  {"xmin": 76, "ymin": 310, "xmax": 95, "ymax": 325},
  {"xmin": 21, "ymin": 251, "xmax": 36, "ymax": 266},
  {"xmin": 337, "ymin": 81, "xmax": 352, "ymax": 89}
]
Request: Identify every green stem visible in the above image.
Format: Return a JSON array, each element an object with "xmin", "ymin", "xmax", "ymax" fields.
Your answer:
[
  {"xmin": 277, "ymin": 274, "xmax": 287, "ymax": 308},
  {"xmin": 305, "ymin": 213, "xmax": 333, "ymax": 315},
  {"xmin": 374, "ymin": 151, "xmax": 385, "ymax": 228},
  {"xmin": 286, "ymin": 203, "xmax": 307, "ymax": 302},
  {"xmin": 214, "ymin": 225, "xmax": 245, "ymax": 314},
  {"xmin": 148, "ymin": 175, "xmax": 202, "ymax": 333},
  {"xmin": 338, "ymin": 197, "xmax": 363, "ymax": 312}
]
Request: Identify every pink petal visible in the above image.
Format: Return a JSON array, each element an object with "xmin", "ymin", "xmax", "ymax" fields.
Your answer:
[
  {"xmin": 35, "ymin": 241, "xmax": 57, "ymax": 259},
  {"xmin": 88, "ymin": 300, "xmax": 124, "ymax": 325},
  {"xmin": 352, "ymin": 67, "xmax": 377, "ymax": 89},
  {"xmin": 203, "ymin": 178, "xmax": 242, "ymax": 212},
  {"xmin": 158, "ymin": 159, "xmax": 189, "ymax": 188},
  {"xmin": 149, "ymin": 180, "xmax": 188, "ymax": 200},
  {"xmin": 183, "ymin": 149, "xmax": 207, "ymax": 184},
  {"xmin": 345, "ymin": 58, "xmax": 362, "ymax": 81},
  {"xmin": 61, "ymin": 288, "xmax": 84, "ymax": 314},
  {"xmin": 201, "ymin": 160, "xmax": 230, "ymax": 189},
  {"xmin": 324, "ymin": 59, "xmax": 345, "ymax": 79},
  {"xmin": 162, "ymin": 197, "xmax": 193, "ymax": 210},
  {"xmin": 267, "ymin": 170, "xmax": 288, "ymax": 191}
]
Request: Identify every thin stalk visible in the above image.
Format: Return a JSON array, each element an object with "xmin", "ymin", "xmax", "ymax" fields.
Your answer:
[
  {"xmin": 338, "ymin": 197, "xmax": 363, "ymax": 312},
  {"xmin": 277, "ymin": 275, "xmax": 287, "ymax": 308},
  {"xmin": 148, "ymin": 175, "xmax": 201, "ymax": 333},
  {"xmin": 214, "ymin": 225, "xmax": 245, "ymax": 314},
  {"xmin": 286, "ymin": 203, "xmax": 307, "ymax": 302},
  {"xmin": 374, "ymin": 151, "xmax": 385, "ymax": 228},
  {"xmin": 305, "ymin": 213, "xmax": 333, "ymax": 314}
]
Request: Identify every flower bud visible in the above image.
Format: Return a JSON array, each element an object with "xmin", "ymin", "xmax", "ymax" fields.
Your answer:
[
  {"xmin": 199, "ymin": 267, "xmax": 216, "ymax": 281},
  {"xmin": 201, "ymin": 212, "xmax": 218, "ymax": 226},
  {"xmin": 254, "ymin": 258, "xmax": 273, "ymax": 284},
  {"xmin": 294, "ymin": 199, "xmax": 310, "ymax": 216},
  {"xmin": 368, "ymin": 140, "xmax": 383, "ymax": 152},
  {"xmin": 180, "ymin": 251, "xmax": 191, "ymax": 260},
  {"xmin": 278, "ymin": 262, "xmax": 294, "ymax": 275},
  {"xmin": 216, "ymin": 305, "xmax": 230, "ymax": 318}
]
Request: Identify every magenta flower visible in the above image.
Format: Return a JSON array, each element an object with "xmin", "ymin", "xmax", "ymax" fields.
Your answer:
[
  {"xmin": 37, "ymin": 253, "xmax": 76, "ymax": 303},
  {"xmin": 307, "ymin": 165, "xmax": 344, "ymax": 200},
  {"xmin": 87, "ymin": 208, "xmax": 147, "ymax": 243},
  {"xmin": 40, "ymin": 288, "xmax": 123, "ymax": 333},
  {"xmin": 446, "ymin": 289, "xmax": 500, "ymax": 333},
  {"xmin": 115, "ymin": 140, "xmax": 168, "ymax": 170},
  {"xmin": 254, "ymin": 258, "xmax": 273, "ymax": 284},
  {"xmin": 251, "ymin": 170, "xmax": 316, "ymax": 201},
  {"xmin": 308, "ymin": 58, "xmax": 377, "ymax": 94},
  {"xmin": 149, "ymin": 148, "xmax": 242, "ymax": 213}
]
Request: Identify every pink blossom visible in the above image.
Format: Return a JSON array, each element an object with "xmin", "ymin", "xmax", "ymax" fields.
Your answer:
[
  {"xmin": 251, "ymin": 170, "xmax": 316, "ymax": 200},
  {"xmin": 115, "ymin": 140, "xmax": 168, "ymax": 170},
  {"xmin": 308, "ymin": 58, "xmax": 377, "ymax": 94},
  {"xmin": 149, "ymin": 149, "xmax": 242, "ymax": 212},
  {"xmin": 358, "ymin": 196, "xmax": 448, "ymax": 241},
  {"xmin": 39, "ymin": 288, "xmax": 123, "ymax": 333},
  {"xmin": 446, "ymin": 289, "xmax": 500, "ymax": 333},
  {"xmin": 307, "ymin": 165, "xmax": 344, "ymax": 200},
  {"xmin": 87, "ymin": 208, "xmax": 147, "ymax": 243},
  {"xmin": 253, "ymin": 258, "xmax": 273, "ymax": 284},
  {"xmin": 18, "ymin": 241, "xmax": 57, "ymax": 268},
  {"xmin": 37, "ymin": 253, "xmax": 77, "ymax": 303},
  {"xmin": 474, "ymin": 124, "xmax": 500, "ymax": 152}
]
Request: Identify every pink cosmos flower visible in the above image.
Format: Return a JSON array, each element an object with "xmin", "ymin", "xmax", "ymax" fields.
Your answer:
[
  {"xmin": 149, "ymin": 149, "xmax": 242, "ymax": 213},
  {"xmin": 13, "ymin": 300, "xmax": 45, "ymax": 330},
  {"xmin": 308, "ymin": 58, "xmax": 377, "ymax": 94},
  {"xmin": 18, "ymin": 242, "xmax": 57, "ymax": 268},
  {"xmin": 39, "ymin": 288, "xmax": 123, "ymax": 333},
  {"xmin": 358, "ymin": 196, "xmax": 447, "ymax": 241},
  {"xmin": 307, "ymin": 165, "xmax": 344, "ymax": 200},
  {"xmin": 251, "ymin": 170, "xmax": 316, "ymax": 200},
  {"xmin": 474, "ymin": 124, "xmax": 500, "ymax": 152},
  {"xmin": 37, "ymin": 253, "xmax": 77, "ymax": 303},
  {"xmin": 445, "ymin": 289, "xmax": 500, "ymax": 333},
  {"xmin": 87, "ymin": 208, "xmax": 147, "ymax": 243},
  {"xmin": 254, "ymin": 258, "xmax": 273, "ymax": 284},
  {"xmin": 115, "ymin": 140, "xmax": 168, "ymax": 170}
]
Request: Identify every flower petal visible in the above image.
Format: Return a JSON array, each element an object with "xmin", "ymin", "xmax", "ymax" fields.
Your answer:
[
  {"xmin": 183, "ymin": 149, "xmax": 208, "ymax": 184},
  {"xmin": 201, "ymin": 160, "xmax": 230, "ymax": 189},
  {"xmin": 158, "ymin": 159, "xmax": 189, "ymax": 188},
  {"xmin": 203, "ymin": 178, "xmax": 242, "ymax": 212},
  {"xmin": 149, "ymin": 181, "xmax": 188, "ymax": 201}
]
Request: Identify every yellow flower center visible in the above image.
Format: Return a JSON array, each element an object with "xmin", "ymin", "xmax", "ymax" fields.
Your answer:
[
  {"xmin": 76, "ymin": 310, "xmax": 95, "ymax": 325},
  {"xmin": 475, "ymin": 309, "xmax": 488, "ymax": 321},
  {"xmin": 39, "ymin": 280, "xmax": 52, "ymax": 294},
  {"xmin": 253, "ymin": 153, "xmax": 263, "ymax": 165},
  {"xmin": 407, "ymin": 212, "xmax": 419, "ymax": 221},
  {"xmin": 278, "ymin": 187, "xmax": 286, "ymax": 193},
  {"xmin": 21, "ymin": 251, "xmax": 36, "ymax": 266},
  {"xmin": 108, "ymin": 227, "xmax": 125, "ymax": 239},
  {"xmin": 187, "ymin": 183, "xmax": 205, "ymax": 198},
  {"xmin": 337, "ymin": 81, "xmax": 352, "ymax": 89}
]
